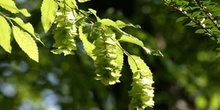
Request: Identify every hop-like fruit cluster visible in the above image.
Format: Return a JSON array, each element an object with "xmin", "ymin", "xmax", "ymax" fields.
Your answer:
[
  {"xmin": 52, "ymin": 10, "xmax": 77, "ymax": 55},
  {"xmin": 92, "ymin": 27, "xmax": 122, "ymax": 85}
]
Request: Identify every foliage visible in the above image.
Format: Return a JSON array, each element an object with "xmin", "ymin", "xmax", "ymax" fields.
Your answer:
[
  {"xmin": 0, "ymin": 0, "xmax": 39, "ymax": 62},
  {"xmin": 164, "ymin": 0, "xmax": 220, "ymax": 55},
  {"xmin": 0, "ymin": 0, "xmax": 158, "ymax": 109},
  {"xmin": 1, "ymin": 0, "xmax": 220, "ymax": 110}
]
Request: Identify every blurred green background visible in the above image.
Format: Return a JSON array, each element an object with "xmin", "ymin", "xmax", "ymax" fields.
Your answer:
[{"xmin": 1, "ymin": 0, "xmax": 220, "ymax": 110}]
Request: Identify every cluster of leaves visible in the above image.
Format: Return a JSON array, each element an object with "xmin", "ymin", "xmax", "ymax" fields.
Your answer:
[
  {"xmin": 164, "ymin": 0, "xmax": 220, "ymax": 55},
  {"xmin": 0, "ymin": 0, "xmax": 40, "ymax": 62},
  {"xmin": 0, "ymin": 0, "xmax": 162, "ymax": 109}
]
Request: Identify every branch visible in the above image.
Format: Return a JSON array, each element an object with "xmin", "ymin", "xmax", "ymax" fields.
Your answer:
[
  {"xmin": 194, "ymin": 0, "xmax": 220, "ymax": 30},
  {"xmin": 169, "ymin": 4, "xmax": 214, "ymax": 39}
]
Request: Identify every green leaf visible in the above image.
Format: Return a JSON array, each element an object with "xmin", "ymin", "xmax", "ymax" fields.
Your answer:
[
  {"xmin": 19, "ymin": 9, "xmax": 31, "ymax": 17},
  {"xmin": 88, "ymin": 8, "xmax": 100, "ymax": 21},
  {"xmin": 41, "ymin": 0, "xmax": 58, "ymax": 32},
  {"xmin": 79, "ymin": 25, "xmax": 95, "ymax": 59},
  {"xmin": 0, "ymin": 0, "xmax": 19, "ymax": 13},
  {"xmin": 12, "ymin": 26, "xmax": 39, "ymax": 62},
  {"xmin": 195, "ymin": 29, "xmax": 205, "ymax": 34},
  {"xmin": 128, "ymin": 55, "xmax": 152, "ymax": 75},
  {"xmin": 0, "ymin": 0, "xmax": 30, "ymax": 17},
  {"xmin": 119, "ymin": 35, "xmax": 145, "ymax": 47},
  {"xmin": 99, "ymin": 19, "xmax": 120, "ymax": 30},
  {"xmin": 11, "ymin": 17, "xmax": 43, "ymax": 44},
  {"xmin": 99, "ymin": 18, "xmax": 129, "ymax": 35},
  {"xmin": 115, "ymin": 41, "xmax": 124, "ymax": 80},
  {"xmin": 78, "ymin": 0, "xmax": 90, "ymax": 3},
  {"xmin": 115, "ymin": 20, "xmax": 126, "ymax": 28},
  {"xmin": 0, "ymin": 16, "xmax": 12, "ymax": 53},
  {"xmin": 119, "ymin": 35, "xmax": 163, "ymax": 56},
  {"xmin": 191, "ymin": 10, "xmax": 201, "ymax": 17},
  {"xmin": 128, "ymin": 55, "xmax": 154, "ymax": 109},
  {"xmin": 176, "ymin": 17, "xmax": 187, "ymax": 23},
  {"xmin": 11, "ymin": 17, "xmax": 36, "ymax": 37}
]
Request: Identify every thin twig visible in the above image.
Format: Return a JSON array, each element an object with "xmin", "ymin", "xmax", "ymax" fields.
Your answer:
[{"xmin": 194, "ymin": 0, "xmax": 220, "ymax": 29}]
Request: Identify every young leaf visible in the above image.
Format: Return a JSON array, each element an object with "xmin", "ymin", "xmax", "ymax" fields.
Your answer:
[
  {"xmin": 176, "ymin": 17, "xmax": 187, "ymax": 23},
  {"xmin": 0, "ymin": 0, "xmax": 30, "ymax": 17},
  {"xmin": 78, "ymin": 25, "xmax": 95, "ymax": 59},
  {"xmin": 128, "ymin": 55, "xmax": 154, "ymax": 109},
  {"xmin": 78, "ymin": 0, "xmax": 90, "ymax": 3},
  {"xmin": 0, "ymin": 16, "xmax": 12, "ymax": 53},
  {"xmin": 119, "ymin": 35, "xmax": 145, "ymax": 47},
  {"xmin": 19, "ymin": 9, "xmax": 31, "ymax": 17},
  {"xmin": 41, "ymin": 0, "xmax": 58, "ymax": 32},
  {"xmin": 11, "ymin": 17, "xmax": 43, "ymax": 44},
  {"xmin": 88, "ymin": 8, "xmax": 100, "ymax": 21},
  {"xmin": 0, "ymin": 0, "xmax": 19, "ymax": 14},
  {"xmin": 115, "ymin": 20, "xmax": 126, "ymax": 28},
  {"xmin": 12, "ymin": 26, "xmax": 39, "ymax": 62},
  {"xmin": 11, "ymin": 17, "xmax": 36, "ymax": 37},
  {"xmin": 99, "ymin": 19, "xmax": 126, "ymax": 34}
]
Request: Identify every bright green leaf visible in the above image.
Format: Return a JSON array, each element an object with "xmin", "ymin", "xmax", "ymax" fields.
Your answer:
[
  {"xmin": 78, "ymin": 0, "xmax": 90, "ymax": 3},
  {"xmin": 11, "ymin": 17, "xmax": 36, "ymax": 37},
  {"xmin": 128, "ymin": 55, "xmax": 152, "ymax": 75},
  {"xmin": 115, "ymin": 20, "xmax": 126, "ymax": 28},
  {"xmin": 0, "ymin": 0, "xmax": 19, "ymax": 13},
  {"xmin": 78, "ymin": 25, "xmax": 95, "ymax": 59},
  {"xmin": 11, "ymin": 17, "xmax": 44, "ymax": 44},
  {"xmin": 88, "ymin": 8, "xmax": 100, "ymax": 21},
  {"xmin": 119, "ymin": 35, "xmax": 145, "ymax": 47},
  {"xmin": 0, "ymin": 16, "xmax": 12, "ymax": 53},
  {"xmin": 115, "ymin": 41, "xmax": 124, "ymax": 79},
  {"xmin": 0, "ymin": 0, "xmax": 30, "ymax": 17},
  {"xmin": 12, "ymin": 26, "xmax": 39, "ymax": 62},
  {"xmin": 19, "ymin": 9, "xmax": 31, "ymax": 17},
  {"xmin": 99, "ymin": 19, "xmax": 120, "ymax": 30},
  {"xmin": 41, "ymin": 0, "xmax": 58, "ymax": 32},
  {"xmin": 99, "ymin": 18, "xmax": 128, "ymax": 34}
]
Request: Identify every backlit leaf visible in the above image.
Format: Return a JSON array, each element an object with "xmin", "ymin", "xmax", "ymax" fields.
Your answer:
[
  {"xmin": 78, "ymin": 0, "xmax": 90, "ymax": 3},
  {"xmin": 11, "ymin": 17, "xmax": 36, "ymax": 37},
  {"xmin": 0, "ymin": 16, "xmax": 12, "ymax": 53},
  {"xmin": 0, "ymin": 0, "xmax": 30, "ymax": 17},
  {"xmin": 12, "ymin": 26, "xmax": 39, "ymax": 62},
  {"xmin": 119, "ymin": 35, "xmax": 144, "ymax": 47},
  {"xmin": 79, "ymin": 25, "xmax": 95, "ymax": 59},
  {"xmin": 41, "ymin": 0, "xmax": 58, "ymax": 32}
]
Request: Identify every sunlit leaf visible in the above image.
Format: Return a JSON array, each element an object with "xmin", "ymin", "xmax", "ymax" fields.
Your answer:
[
  {"xmin": 11, "ymin": 17, "xmax": 36, "ymax": 37},
  {"xmin": 78, "ymin": 0, "xmax": 90, "ymax": 3},
  {"xmin": 12, "ymin": 26, "xmax": 39, "ymax": 62},
  {"xmin": 79, "ymin": 25, "xmax": 95, "ymax": 59},
  {"xmin": 0, "ymin": 16, "xmax": 12, "ymax": 53},
  {"xmin": 11, "ymin": 17, "xmax": 43, "ymax": 44},
  {"xmin": 119, "ymin": 35, "xmax": 144, "ymax": 47},
  {"xmin": 0, "ymin": 0, "xmax": 19, "ymax": 14},
  {"xmin": 41, "ymin": 0, "xmax": 58, "ymax": 32},
  {"xmin": 0, "ymin": 0, "xmax": 30, "ymax": 17}
]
